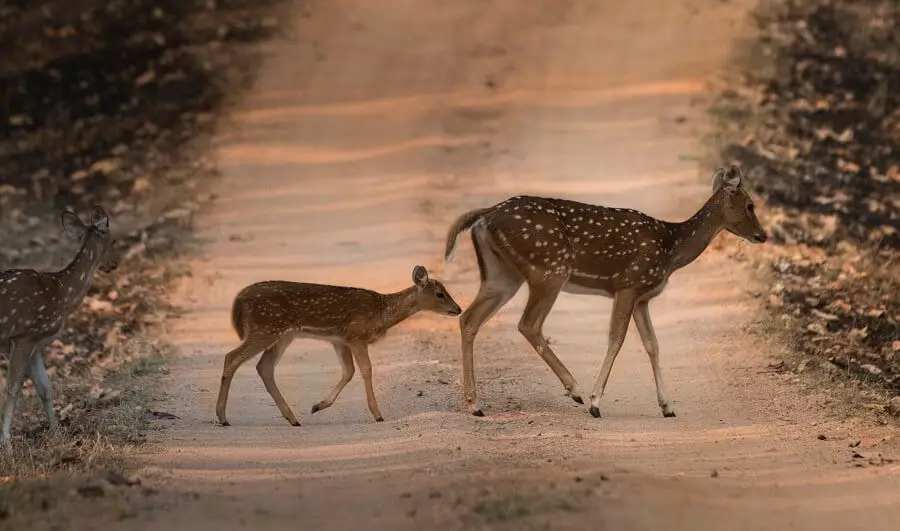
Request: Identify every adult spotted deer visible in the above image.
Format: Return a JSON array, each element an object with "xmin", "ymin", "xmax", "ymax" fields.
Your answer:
[
  {"xmin": 444, "ymin": 165, "xmax": 767, "ymax": 418},
  {"xmin": 216, "ymin": 265, "xmax": 462, "ymax": 427},
  {"xmin": 0, "ymin": 206, "xmax": 118, "ymax": 449}
]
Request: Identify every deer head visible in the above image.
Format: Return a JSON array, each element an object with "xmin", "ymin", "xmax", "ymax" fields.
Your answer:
[
  {"xmin": 712, "ymin": 165, "xmax": 768, "ymax": 244},
  {"xmin": 411, "ymin": 265, "xmax": 462, "ymax": 316},
  {"xmin": 60, "ymin": 205, "xmax": 119, "ymax": 272}
]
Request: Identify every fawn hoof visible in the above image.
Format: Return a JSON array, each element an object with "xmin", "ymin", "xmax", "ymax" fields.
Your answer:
[
  {"xmin": 472, "ymin": 409, "xmax": 485, "ymax": 417},
  {"xmin": 375, "ymin": 416, "xmax": 385, "ymax": 422},
  {"xmin": 589, "ymin": 406, "xmax": 602, "ymax": 418},
  {"xmin": 290, "ymin": 420, "xmax": 302, "ymax": 427},
  {"xmin": 662, "ymin": 408, "xmax": 677, "ymax": 418},
  {"xmin": 310, "ymin": 403, "xmax": 323, "ymax": 414},
  {"xmin": 220, "ymin": 420, "xmax": 231, "ymax": 427},
  {"xmin": 572, "ymin": 395, "xmax": 584, "ymax": 405}
]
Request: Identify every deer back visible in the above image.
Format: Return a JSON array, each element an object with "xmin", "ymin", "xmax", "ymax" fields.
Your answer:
[
  {"xmin": 0, "ymin": 270, "xmax": 66, "ymax": 342},
  {"xmin": 480, "ymin": 196, "xmax": 677, "ymax": 290},
  {"xmin": 235, "ymin": 281, "xmax": 390, "ymax": 342}
]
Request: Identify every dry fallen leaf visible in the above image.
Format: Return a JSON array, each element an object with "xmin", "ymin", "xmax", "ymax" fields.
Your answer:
[
  {"xmin": 132, "ymin": 176, "xmax": 153, "ymax": 193},
  {"xmin": 135, "ymin": 69, "xmax": 156, "ymax": 86},
  {"xmin": 89, "ymin": 158, "xmax": 122, "ymax": 175},
  {"xmin": 807, "ymin": 323, "xmax": 828, "ymax": 335},
  {"xmin": 86, "ymin": 297, "xmax": 115, "ymax": 313},
  {"xmin": 811, "ymin": 309, "xmax": 839, "ymax": 321}
]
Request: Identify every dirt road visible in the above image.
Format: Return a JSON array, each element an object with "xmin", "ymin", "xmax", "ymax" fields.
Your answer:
[{"xmin": 136, "ymin": 0, "xmax": 900, "ymax": 529}]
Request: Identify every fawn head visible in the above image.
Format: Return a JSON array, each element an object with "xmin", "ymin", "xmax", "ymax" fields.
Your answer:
[
  {"xmin": 712, "ymin": 165, "xmax": 767, "ymax": 244},
  {"xmin": 411, "ymin": 265, "xmax": 462, "ymax": 316},
  {"xmin": 61, "ymin": 206, "xmax": 119, "ymax": 272}
]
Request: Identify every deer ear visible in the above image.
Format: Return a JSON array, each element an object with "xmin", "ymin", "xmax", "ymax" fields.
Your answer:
[
  {"xmin": 412, "ymin": 265, "xmax": 429, "ymax": 287},
  {"xmin": 712, "ymin": 166, "xmax": 742, "ymax": 193},
  {"xmin": 725, "ymin": 164, "xmax": 743, "ymax": 188},
  {"xmin": 61, "ymin": 211, "xmax": 87, "ymax": 241},
  {"xmin": 711, "ymin": 168, "xmax": 727, "ymax": 193},
  {"xmin": 91, "ymin": 205, "xmax": 109, "ymax": 231}
]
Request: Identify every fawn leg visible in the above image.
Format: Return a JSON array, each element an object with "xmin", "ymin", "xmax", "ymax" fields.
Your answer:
[
  {"xmin": 349, "ymin": 343, "xmax": 383, "ymax": 422},
  {"xmin": 256, "ymin": 335, "xmax": 300, "ymax": 426},
  {"xmin": 216, "ymin": 333, "xmax": 279, "ymax": 426},
  {"xmin": 311, "ymin": 343, "xmax": 355, "ymax": 415}
]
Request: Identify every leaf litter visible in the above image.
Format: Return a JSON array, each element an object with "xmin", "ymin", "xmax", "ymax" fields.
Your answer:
[
  {"xmin": 709, "ymin": 0, "xmax": 899, "ymax": 409},
  {"xmin": 0, "ymin": 0, "xmax": 292, "ymax": 510}
]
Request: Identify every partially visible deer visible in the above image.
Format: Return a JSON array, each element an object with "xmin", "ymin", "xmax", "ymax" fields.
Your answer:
[
  {"xmin": 0, "ymin": 206, "xmax": 118, "ymax": 449},
  {"xmin": 216, "ymin": 265, "xmax": 462, "ymax": 426},
  {"xmin": 444, "ymin": 165, "xmax": 767, "ymax": 418}
]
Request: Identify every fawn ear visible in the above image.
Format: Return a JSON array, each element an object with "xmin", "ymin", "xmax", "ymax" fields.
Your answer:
[
  {"xmin": 61, "ymin": 211, "xmax": 88, "ymax": 241},
  {"xmin": 91, "ymin": 205, "xmax": 109, "ymax": 232},
  {"xmin": 412, "ymin": 265, "xmax": 429, "ymax": 288},
  {"xmin": 712, "ymin": 166, "xmax": 742, "ymax": 193}
]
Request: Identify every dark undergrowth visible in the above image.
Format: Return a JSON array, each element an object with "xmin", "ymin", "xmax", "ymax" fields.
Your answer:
[
  {"xmin": 0, "ymin": 0, "xmax": 292, "ymax": 518},
  {"xmin": 709, "ymin": 0, "xmax": 899, "ymax": 415}
]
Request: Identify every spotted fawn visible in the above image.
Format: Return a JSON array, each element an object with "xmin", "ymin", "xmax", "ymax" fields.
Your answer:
[{"xmin": 216, "ymin": 265, "xmax": 462, "ymax": 426}]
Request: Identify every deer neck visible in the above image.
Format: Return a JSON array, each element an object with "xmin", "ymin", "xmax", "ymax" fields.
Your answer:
[
  {"xmin": 669, "ymin": 193, "xmax": 726, "ymax": 270},
  {"xmin": 377, "ymin": 287, "xmax": 421, "ymax": 333},
  {"xmin": 54, "ymin": 232, "xmax": 104, "ymax": 312}
]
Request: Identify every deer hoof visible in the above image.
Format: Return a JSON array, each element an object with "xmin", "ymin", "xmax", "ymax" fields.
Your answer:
[
  {"xmin": 310, "ymin": 403, "xmax": 323, "ymax": 414},
  {"xmin": 220, "ymin": 420, "xmax": 231, "ymax": 427},
  {"xmin": 375, "ymin": 416, "xmax": 385, "ymax": 422},
  {"xmin": 571, "ymin": 395, "xmax": 584, "ymax": 405},
  {"xmin": 662, "ymin": 408, "xmax": 677, "ymax": 418},
  {"xmin": 589, "ymin": 406, "xmax": 602, "ymax": 418}
]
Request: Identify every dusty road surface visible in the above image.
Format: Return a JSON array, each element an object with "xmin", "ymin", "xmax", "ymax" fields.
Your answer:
[{"xmin": 132, "ymin": 0, "xmax": 900, "ymax": 529}]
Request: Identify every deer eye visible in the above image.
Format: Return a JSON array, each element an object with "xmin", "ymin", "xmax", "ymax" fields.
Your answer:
[
  {"xmin": 747, "ymin": 203, "xmax": 755, "ymax": 213},
  {"xmin": 436, "ymin": 292, "xmax": 446, "ymax": 299}
]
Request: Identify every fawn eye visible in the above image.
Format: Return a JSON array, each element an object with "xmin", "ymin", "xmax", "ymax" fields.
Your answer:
[{"xmin": 436, "ymin": 292, "xmax": 446, "ymax": 299}]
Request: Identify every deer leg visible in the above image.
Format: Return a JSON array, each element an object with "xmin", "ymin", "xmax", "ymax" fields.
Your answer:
[
  {"xmin": 1, "ymin": 338, "xmax": 36, "ymax": 450},
  {"xmin": 349, "ymin": 343, "xmax": 383, "ymax": 422},
  {"xmin": 311, "ymin": 343, "xmax": 355, "ymax": 415},
  {"xmin": 216, "ymin": 333, "xmax": 279, "ymax": 426},
  {"xmin": 459, "ymin": 230, "xmax": 522, "ymax": 416},
  {"xmin": 589, "ymin": 290, "xmax": 638, "ymax": 418},
  {"xmin": 633, "ymin": 300, "xmax": 675, "ymax": 418},
  {"xmin": 256, "ymin": 335, "xmax": 300, "ymax": 426},
  {"xmin": 518, "ymin": 280, "xmax": 583, "ymax": 404},
  {"xmin": 27, "ymin": 344, "xmax": 57, "ymax": 430}
]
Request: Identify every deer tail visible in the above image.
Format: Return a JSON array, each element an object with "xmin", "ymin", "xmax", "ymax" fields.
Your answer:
[
  {"xmin": 231, "ymin": 297, "xmax": 247, "ymax": 341},
  {"xmin": 445, "ymin": 207, "xmax": 493, "ymax": 263}
]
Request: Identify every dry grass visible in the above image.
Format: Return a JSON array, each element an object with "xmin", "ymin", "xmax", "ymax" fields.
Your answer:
[
  {"xmin": 0, "ymin": 339, "xmax": 171, "ymax": 480},
  {"xmin": 713, "ymin": 234, "xmax": 900, "ymax": 425}
]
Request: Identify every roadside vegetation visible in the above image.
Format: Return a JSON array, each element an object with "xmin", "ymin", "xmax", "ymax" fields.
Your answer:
[
  {"xmin": 708, "ymin": 0, "xmax": 899, "ymax": 417},
  {"xmin": 0, "ymin": 0, "xmax": 290, "ymax": 521}
]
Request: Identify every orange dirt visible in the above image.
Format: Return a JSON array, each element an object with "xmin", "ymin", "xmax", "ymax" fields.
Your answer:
[{"xmin": 131, "ymin": 0, "xmax": 900, "ymax": 529}]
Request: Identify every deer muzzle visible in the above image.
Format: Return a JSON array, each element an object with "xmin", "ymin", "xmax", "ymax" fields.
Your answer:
[{"xmin": 751, "ymin": 231, "xmax": 768, "ymax": 244}]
